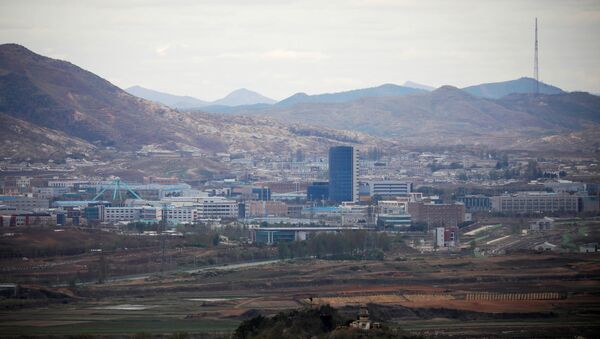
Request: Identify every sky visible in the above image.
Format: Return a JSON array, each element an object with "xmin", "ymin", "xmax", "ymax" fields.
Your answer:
[{"xmin": 1, "ymin": 0, "xmax": 599, "ymax": 100}]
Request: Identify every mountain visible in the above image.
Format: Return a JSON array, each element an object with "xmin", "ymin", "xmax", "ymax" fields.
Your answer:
[
  {"xmin": 211, "ymin": 88, "xmax": 276, "ymax": 106},
  {"xmin": 276, "ymin": 83, "xmax": 425, "ymax": 107},
  {"xmin": 0, "ymin": 44, "xmax": 376, "ymax": 165},
  {"xmin": 0, "ymin": 43, "xmax": 220, "ymax": 151},
  {"xmin": 403, "ymin": 81, "xmax": 435, "ymax": 91},
  {"xmin": 253, "ymin": 85, "xmax": 600, "ymax": 148},
  {"xmin": 497, "ymin": 91, "xmax": 600, "ymax": 129},
  {"xmin": 462, "ymin": 77, "xmax": 564, "ymax": 99},
  {"xmin": 126, "ymin": 86, "xmax": 275, "ymax": 109},
  {"xmin": 125, "ymin": 85, "xmax": 208, "ymax": 109}
]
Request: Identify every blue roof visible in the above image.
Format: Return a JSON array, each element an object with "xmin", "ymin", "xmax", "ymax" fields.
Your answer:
[
  {"xmin": 54, "ymin": 200, "xmax": 109, "ymax": 207},
  {"xmin": 302, "ymin": 206, "xmax": 342, "ymax": 212},
  {"xmin": 0, "ymin": 196, "xmax": 19, "ymax": 201}
]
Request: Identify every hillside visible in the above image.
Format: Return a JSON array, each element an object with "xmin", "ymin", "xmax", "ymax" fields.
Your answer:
[
  {"xmin": 0, "ymin": 112, "xmax": 96, "ymax": 161},
  {"xmin": 0, "ymin": 44, "xmax": 377, "ymax": 162},
  {"xmin": 463, "ymin": 77, "xmax": 564, "ymax": 99},
  {"xmin": 251, "ymin": 85, "xmax": 600, "ymax": 148}
]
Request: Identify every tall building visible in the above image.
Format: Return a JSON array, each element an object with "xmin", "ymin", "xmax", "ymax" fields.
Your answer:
[{"xmin": 328, "ymin": 146, "xmax": 359, "ymax": 202}]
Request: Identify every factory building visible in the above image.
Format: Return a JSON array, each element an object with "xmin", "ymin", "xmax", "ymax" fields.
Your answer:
[
  {"xmin": 491, "ymin": 192, "xmax": 579, "ymax": 214},
  {"xmin": 0, "ymin": 195, "xmax": 49, "ymax": 211}
]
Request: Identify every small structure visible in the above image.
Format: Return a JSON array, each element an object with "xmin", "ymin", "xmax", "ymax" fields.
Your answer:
[
  {"xmin": 534, "ymin": 241, "xmax": 558, "ymax": 252},
  {"xmin": 350, "ymin": 305, "xmax": 380, "ymax": 330},
  {"xmin": 530, "ymin": 217, "xmax": 555, "ymax": 231},
  {"xmin": 580, "ymin": 243, "xmax": 599, "ymax": 253}
]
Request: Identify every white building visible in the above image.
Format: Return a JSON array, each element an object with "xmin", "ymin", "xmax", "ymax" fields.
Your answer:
[
  {"xmin": 378, "ymin": 200, "xmax": 407, "ymax": 214},
  {"xmin": 103, "ymin": 206, "xmax": 162, "ymax": 223}
]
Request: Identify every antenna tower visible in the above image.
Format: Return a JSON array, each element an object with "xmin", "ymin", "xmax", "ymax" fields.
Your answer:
[{"xmin": 534, "ymin": 18, "xmax": 539, "ymax": 94}]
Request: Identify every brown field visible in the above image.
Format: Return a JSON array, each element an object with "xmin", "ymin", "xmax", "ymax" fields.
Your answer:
[{"xmin": 1, "ymin": 229, "xmax": 600, "ymax": 337}]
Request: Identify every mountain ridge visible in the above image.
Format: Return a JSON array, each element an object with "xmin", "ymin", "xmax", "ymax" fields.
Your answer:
[
  {"xmin": 125, "ymin": 85, "xmax": 275, "ymax": 109},
  {"xmin": 276, "ymin": 83, "xmax": 425, "ymax": 107}
]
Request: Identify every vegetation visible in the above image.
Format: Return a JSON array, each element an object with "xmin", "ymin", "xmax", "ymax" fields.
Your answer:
[
  {"xmin": 234, "ymin": 305, "xmax": 410, "ymax": 339},
  {"xmin": 277, "ymin": 231, "xmax": 390, "ymax": 260}
]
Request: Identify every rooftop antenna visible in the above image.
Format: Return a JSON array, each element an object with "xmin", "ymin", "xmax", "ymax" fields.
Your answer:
[{"xmin": 534, "ymin": 17, "xmax": 539, "ymax": 94}]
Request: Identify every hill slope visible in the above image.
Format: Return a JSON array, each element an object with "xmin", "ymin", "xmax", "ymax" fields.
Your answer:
[
  {"xmin": 255, "ymin": 85, "xmax": 600, "ymax": 148},
  {"xmin": 463, "ymin": 77, "xmax": 564, "ymax": 99},
  {"xmin": 0, "ymin": 112, "xmax": 96, "ymax": 161}
]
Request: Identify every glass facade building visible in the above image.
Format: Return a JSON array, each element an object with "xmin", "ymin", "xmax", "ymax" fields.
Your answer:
[
  {"xmin": 328, "ymin": 146, "xmax": 359, "ymax": 202},
  {"xmin": 307, "ymin": 182, "xmax": 329, "ymax": 201}
]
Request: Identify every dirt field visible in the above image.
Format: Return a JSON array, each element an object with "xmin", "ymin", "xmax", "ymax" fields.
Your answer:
[{"xmin": 1, "ymin": 229, "xmax": 600, "ymax": 337}]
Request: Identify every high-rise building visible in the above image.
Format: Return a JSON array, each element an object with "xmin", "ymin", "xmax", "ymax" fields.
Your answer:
[{"xmin": 328, "ymin": 146, "xmax": 359, "ymax": 202}]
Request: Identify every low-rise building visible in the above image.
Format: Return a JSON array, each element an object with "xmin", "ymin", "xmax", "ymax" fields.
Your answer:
[
  {"xmin": 530, "ymin": 217, "xmax": 555, "ymax": 231},
  {"xmin": 360, "ymin": 181, "xmax": 411, "ymax": 197},
  {"xmin": 456, "ymin": 195, "xmax": 491, "ymax": 212},
  {"xmin": 103, "ymin": 206, "xmax": 162, "ymax": 223},
  {"xmin": 407, "ymin": 202, "xmax": 465, "ymax": 227},
  {"xmin": 244, "ymin": 200, "xmax": 289, "ymax": 218},
  {"xmin": 0, "ymin": 195, "xmax": 49, "ymax": 211},
  {"xmin": 491, "ymin": 192, "xmax": 579, "ymax": 214}
]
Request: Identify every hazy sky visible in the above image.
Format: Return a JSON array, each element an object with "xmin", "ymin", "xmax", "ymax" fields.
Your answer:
[{"xmin": 1, "ymin": 0, "xmax": 599, "ymax": 100}]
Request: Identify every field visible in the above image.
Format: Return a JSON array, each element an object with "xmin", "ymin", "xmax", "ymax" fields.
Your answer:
[{"xmin": 1, "ymin": 228, "xmax": 600, "ymax": 337}]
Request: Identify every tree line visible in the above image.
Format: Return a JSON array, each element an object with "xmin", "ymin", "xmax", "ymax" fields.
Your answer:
[{"xmin": 277, "ymin": 230, "xmax": 391, "ymax": 260}]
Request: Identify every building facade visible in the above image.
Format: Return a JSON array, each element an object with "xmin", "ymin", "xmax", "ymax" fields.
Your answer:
[
  {"xmin": 407, "ymin": 202, "xmax": 465, "ymax": 227},
  {"xmin": 361, "ymin": 181, "xmax": 411, "ymax": 197},
  {"xmin": 0, "ymin": 196, "xmax": 49, "ymax": 211},
  {"xmin": 456, "ymin": 195, "xmax": 491, "ymax": 212},
  {"xmin": 328, "ymin": 146, "xmax": 359, "ymax": 202},
  {"xmin": 491, "ymin": 192, "xmax": 579, "ymax": 214}
]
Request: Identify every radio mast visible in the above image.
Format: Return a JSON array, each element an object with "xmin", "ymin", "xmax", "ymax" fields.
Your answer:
[{"xmin": 534, "ymin": 18, "xmax": 539, "ymax": 94}]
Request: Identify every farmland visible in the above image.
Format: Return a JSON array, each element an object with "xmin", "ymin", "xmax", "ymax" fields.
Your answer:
[{"xmin": 1, "ymin": 229, "xmax": 599, "ymax": 337}]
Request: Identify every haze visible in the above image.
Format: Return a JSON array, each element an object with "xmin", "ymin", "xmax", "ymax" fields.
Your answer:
[{"xmin": 1, "ymin": 0, "xmax": 599, "ymax": 100}]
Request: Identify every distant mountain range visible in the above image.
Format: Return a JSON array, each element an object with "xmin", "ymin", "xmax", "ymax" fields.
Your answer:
[
  {"xmin": 276, "ymin": 83, "xmax": 425, "ymax": 107},
  {"xmin": 403, "ymin": 81, "xmax": 436, "ymax": 91},
  {"xmin": 126, "ymin": 86, "xmax": 209, "ymax": 109},
  {"xmin": 257, "ymin": 85, "xmax": 599, "ymax": 138},
  {"xmin": 125, "ymin": 86, "xmax": 275, "ymax": 109},
  {"xmin": 1, "ymin": 43, "xmax": 598, "ymax": 164},
  {"xmin": 197, "ymin": 78, "xmax": 568, "ymax": 115},
  {"xmin": 131, "ymin": 77, "xmax": 572, "ymax": 115}
]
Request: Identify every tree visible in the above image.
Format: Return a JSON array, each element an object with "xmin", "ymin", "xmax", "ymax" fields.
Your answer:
[
  {"xmin": 212, "ymin": 233, "xmax": 220, "ymax": 246},
  {"xmin": 524, "ymin": 160, "xmax": 543, "ymax": 180}
]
